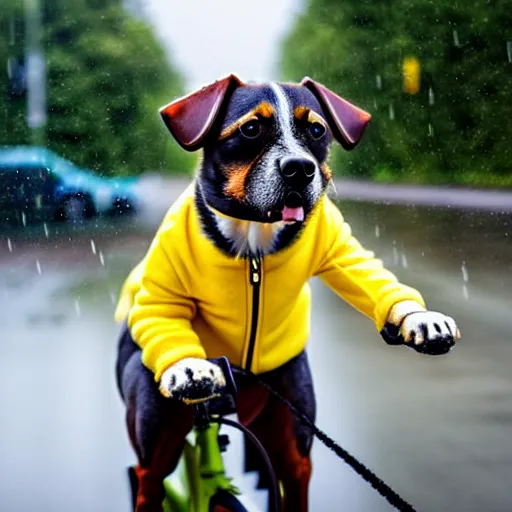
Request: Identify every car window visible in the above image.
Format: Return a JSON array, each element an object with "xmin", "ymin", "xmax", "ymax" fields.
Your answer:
[
  {"xmin": 0, "ymin": 167, "xmax": 18, "ymax": 209},
  {"xmin": 17, "ymin": 167, "xmax": 52, "ymax": 208}
]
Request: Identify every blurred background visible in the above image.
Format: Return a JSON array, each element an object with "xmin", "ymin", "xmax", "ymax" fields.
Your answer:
[{"xmin": 1, "ymin": 0, "xmax": 511, "ymax": 511}]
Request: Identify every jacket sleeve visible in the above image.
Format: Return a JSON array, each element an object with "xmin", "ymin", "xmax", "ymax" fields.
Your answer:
[
  {"xmin": 127, "ymin": 228, "xmax": 206, "ymax": 381},
  {"xmin": 313, "ymin": 198, "xmax": 426, "ymax": 331}
]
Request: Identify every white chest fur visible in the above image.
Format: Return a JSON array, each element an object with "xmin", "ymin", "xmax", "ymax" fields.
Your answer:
[{"xmin": 214, "ymin": 214, "xmax": 285, "ymax": 257}]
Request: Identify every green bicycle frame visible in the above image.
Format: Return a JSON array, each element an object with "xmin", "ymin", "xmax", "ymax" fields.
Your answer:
[{"xmin": 162, "ymin": 421, "xmax": 240, "ymax": 512}]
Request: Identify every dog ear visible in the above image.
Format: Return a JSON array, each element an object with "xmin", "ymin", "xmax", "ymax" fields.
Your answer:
[
  {"xmin": 160, "ymin": 74, "xmax": 243, "ymax": 151},
  {"xmin": 301, "ymin": 77, "xmax": 371, "ymax": 150}
]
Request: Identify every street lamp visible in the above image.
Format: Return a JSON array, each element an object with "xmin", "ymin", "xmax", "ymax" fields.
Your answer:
[{"xmin": 24, "ymin": 0, "xmax": 46, "ymax": 147}]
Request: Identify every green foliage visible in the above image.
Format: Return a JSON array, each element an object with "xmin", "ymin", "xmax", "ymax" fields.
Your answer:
[
  {"xmin": 0, "ymin": 2, "xmax": 30, "ymax": 145},
  {"xmin": 0, "ymin": 0, "xmax": 196, "ymax": 176},
  {"xmin": 281, "ymin": 0, "xmax": 512, "ymax": 187}
]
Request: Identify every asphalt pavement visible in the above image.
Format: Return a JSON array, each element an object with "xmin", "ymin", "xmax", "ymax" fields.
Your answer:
[{"xmin": 0, "ymin": 177, "xmax": 511, "ymax": 511}]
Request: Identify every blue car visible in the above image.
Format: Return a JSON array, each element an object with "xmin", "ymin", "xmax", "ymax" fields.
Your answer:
[{"xmin": 0, "ymin": 146, "xmax": 140, "ymax": 225}]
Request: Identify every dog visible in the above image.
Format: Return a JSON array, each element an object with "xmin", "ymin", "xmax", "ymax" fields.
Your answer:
[{"xmin": 115, "ymin": 74, "xmax": 460, "ymax": 512}]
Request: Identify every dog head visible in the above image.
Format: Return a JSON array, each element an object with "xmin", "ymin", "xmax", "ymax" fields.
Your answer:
[{"xmin": 160, "ymin": 75, "xmax": 370, "ymax": 254}]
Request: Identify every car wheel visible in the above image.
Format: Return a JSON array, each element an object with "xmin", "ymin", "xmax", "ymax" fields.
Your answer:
[
  {"xmin": 112, "ymin": 197, "xmax": 136, "ymax": 216},
  {"xmin": 63, "ymin": 197, "xmax": 87, "ymax": 222}
]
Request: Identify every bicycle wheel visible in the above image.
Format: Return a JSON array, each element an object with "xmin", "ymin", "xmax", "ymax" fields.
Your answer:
[{"xmin": 208, "ymin": 490, "xmax": 249, "ymax": 512}]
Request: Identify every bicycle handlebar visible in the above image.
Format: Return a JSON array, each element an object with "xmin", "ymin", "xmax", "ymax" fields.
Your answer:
[{"xmin": 195, "ymin": 326, "xmax": 455, "ymax": 417}]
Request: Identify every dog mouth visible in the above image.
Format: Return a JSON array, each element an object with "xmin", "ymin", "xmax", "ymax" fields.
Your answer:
[
  {"xmin": 267, "ymin": 191, "xmax": 305, "ymax": 224},
  {"xmin": 281, "ymin": 191, "xmax": 305, "ymax": 224}
]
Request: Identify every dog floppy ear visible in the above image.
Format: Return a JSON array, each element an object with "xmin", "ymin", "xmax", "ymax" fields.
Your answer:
[
  {"xmin": 160, "ymin": 74, "xmax": 243, "ymax": 151},
  {"xmin": 301, "ymin": 77, "xmax": 371, "ymax": 150}
]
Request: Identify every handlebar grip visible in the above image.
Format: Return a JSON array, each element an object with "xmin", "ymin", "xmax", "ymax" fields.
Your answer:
[
  {"xmin": 209, "ymin": 356, "xmax": 238, "ymax": 398},
  {"xmin": 206, "ymin": 356, "xmax": 238, "ymax": 415}
]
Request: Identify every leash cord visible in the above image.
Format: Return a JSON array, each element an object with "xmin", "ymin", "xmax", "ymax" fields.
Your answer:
[{"xmin": 232, "ymin": 367, "xmax": 418, "ymax": 512}]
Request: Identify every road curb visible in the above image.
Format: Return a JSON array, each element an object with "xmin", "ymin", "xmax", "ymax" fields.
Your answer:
[{"xmin": 135, "ymin": 174, "xmax": 512, "ymax": 213}]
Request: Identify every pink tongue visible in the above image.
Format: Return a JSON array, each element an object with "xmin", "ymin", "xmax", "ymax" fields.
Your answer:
[{"xmin": 282, "ymin": 206, "xmax": 304, "ymax": 222}]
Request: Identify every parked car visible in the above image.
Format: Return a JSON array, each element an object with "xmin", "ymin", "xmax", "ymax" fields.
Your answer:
[{"xmin": 0, "ymin": 146, "xmax": 140, "ymax": 225}]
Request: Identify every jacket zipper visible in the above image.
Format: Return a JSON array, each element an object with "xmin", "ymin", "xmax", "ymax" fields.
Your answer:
[{"xmin": 245, "ymin": 256, "xmax": 261, "ymax": 371}]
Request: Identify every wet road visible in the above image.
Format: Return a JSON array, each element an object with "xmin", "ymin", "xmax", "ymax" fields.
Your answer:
[{"xmin": 0, "ymin": 181, "xmax": 511, "ymax": 511}]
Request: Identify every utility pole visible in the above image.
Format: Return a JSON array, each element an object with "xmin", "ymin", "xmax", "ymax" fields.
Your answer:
[{"xmin": 24, "ymin": 0, "xmax": 46, "ymax": 147}]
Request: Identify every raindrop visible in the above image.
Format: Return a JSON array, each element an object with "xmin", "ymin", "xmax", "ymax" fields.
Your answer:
[
  {"xmin": 428, "ymin": 124, "xmax": 434, "ymax": 137},
  {"xmin": 7, "ymin": 58, "xmax": 14, "ymax": 80},
  {"xmin": 507, "ymin": 41, "xmax": 512, "ymax": 63},
  {"xmin": 7, "ymin": 238, "xmax": 12, "ymax": 252},
  {"xmin": 461, "ymin": 261, "xmax": 469, "ymax": 282},
  {"xmin": 376, "ymin": 74, "xmax": 382, "ymax": 90},
  {"xmin": 99, "ymin": 251, "xmax": 105, "ymax": 266},
  {"xmin": 75, "ymin": 298, "xmax": 81, "ymax": 317},
  {"xmin": 109, "ymin": 291, "xmax": 116, "ymax": 304},
  {"xmin": 43, "ymin": 222, "xmax": 49, "ymax": 238},
  {"xmin": 462, "ymin": 284, "xmax": 469, "ymax": 300},
  {"xmin": 91, "ymin": 239, "xmax": 97, "ymax": 255},
  {"xmin": 428, "ymin": 87, "xmax": 435, "ymax": 106},
  {"xmin": 392, "ymin": 246, "xmax": 399, "ymax": 266},
  {"xmin": 36, "ymin": 260, "xmax": 42, "ymax": 275},
  {"xmin": 389, "ymin": 104, "xmax": 395, "ymax": 121},
  {"xmin": 401, "ymin": 253, "xmax": 408, "ymax": 268},
  {"xmin": 375, "ymin": 225, "xmax": 380, "ymax": 238},
  {"xmin": 453, "ymin": 29, "xmax": 460, "ymax": 47},
  {"xmin": 21, "ymin": 211, "xmax": 27, "ymax": 227}
]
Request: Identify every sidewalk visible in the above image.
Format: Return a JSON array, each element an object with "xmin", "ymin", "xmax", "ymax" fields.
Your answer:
[
  {"xmin": 136, "ymin": 174, "xmax": 512, "ymax": 213},
  {"xmin": 330, "ymin": 179, "xmax": 512, "ymax": 212}
]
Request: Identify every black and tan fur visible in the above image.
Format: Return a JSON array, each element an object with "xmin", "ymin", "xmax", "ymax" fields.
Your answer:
[{"xmin": 116, "ymin": 75, "xmax": 371, "ymax": 511}]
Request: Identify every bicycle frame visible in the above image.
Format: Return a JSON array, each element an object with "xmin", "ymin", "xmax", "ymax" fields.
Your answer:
[{"xmin": 162, "ymin": 417, "xmax": 240, "ymax": 512}]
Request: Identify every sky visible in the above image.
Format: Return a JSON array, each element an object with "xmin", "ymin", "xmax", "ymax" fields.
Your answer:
[{"xmin": 139, "ymin": 0, "xmax": 304, "ymax": 91}]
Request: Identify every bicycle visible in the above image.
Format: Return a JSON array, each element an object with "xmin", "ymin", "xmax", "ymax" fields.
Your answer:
[
  {"xmin": 127, "ymin": 357, "xmax": 282, "ymax": 512},
  {"xmin": 125, "ymin": 333, "xmax": 440, "ymax": 512}
]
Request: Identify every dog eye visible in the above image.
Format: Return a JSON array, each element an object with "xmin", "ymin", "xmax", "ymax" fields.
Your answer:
[
  {"xmin": 239, "ymin": 119, "xmax": 261, "ymax": 139},
  {"xmin": 309, "ymin": 122, "xmax": 326, "ymax": 139}
]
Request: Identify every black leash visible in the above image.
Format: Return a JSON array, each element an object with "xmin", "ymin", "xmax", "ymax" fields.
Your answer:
[{"xmin": 233, "ymin": 367, "xmax": 418, "ymax": 512}]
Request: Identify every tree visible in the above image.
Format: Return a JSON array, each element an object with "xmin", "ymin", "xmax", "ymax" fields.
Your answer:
[
  {"xmin": 0, "ymin": 0, "xmax": 196, "ymax": 176},
  {"xmin": 0, "ymin": 2, "xmax": 30, "ymax": 146},
  {"xmin": 280, "ymin": 0, "xmax": 512, "ymax": 186}
]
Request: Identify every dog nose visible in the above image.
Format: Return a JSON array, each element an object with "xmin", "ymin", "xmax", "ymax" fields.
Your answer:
[{"xmin": 279, "ymin": 157, "xmax": 316, "ymax": 188}]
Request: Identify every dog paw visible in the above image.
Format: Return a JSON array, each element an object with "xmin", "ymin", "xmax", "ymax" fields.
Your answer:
[
  {"xmin": 159, "ymin": 358, "xmax": 226, "ymax": 403},
  {"xmin": 400, "ymin": 310, "xmax": 461, "ymax": 355}
]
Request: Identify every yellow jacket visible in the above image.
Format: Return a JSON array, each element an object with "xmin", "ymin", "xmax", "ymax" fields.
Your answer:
[{"xmin": 115, "ymin": 183, "xmax": 425, "ymax": 381}]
